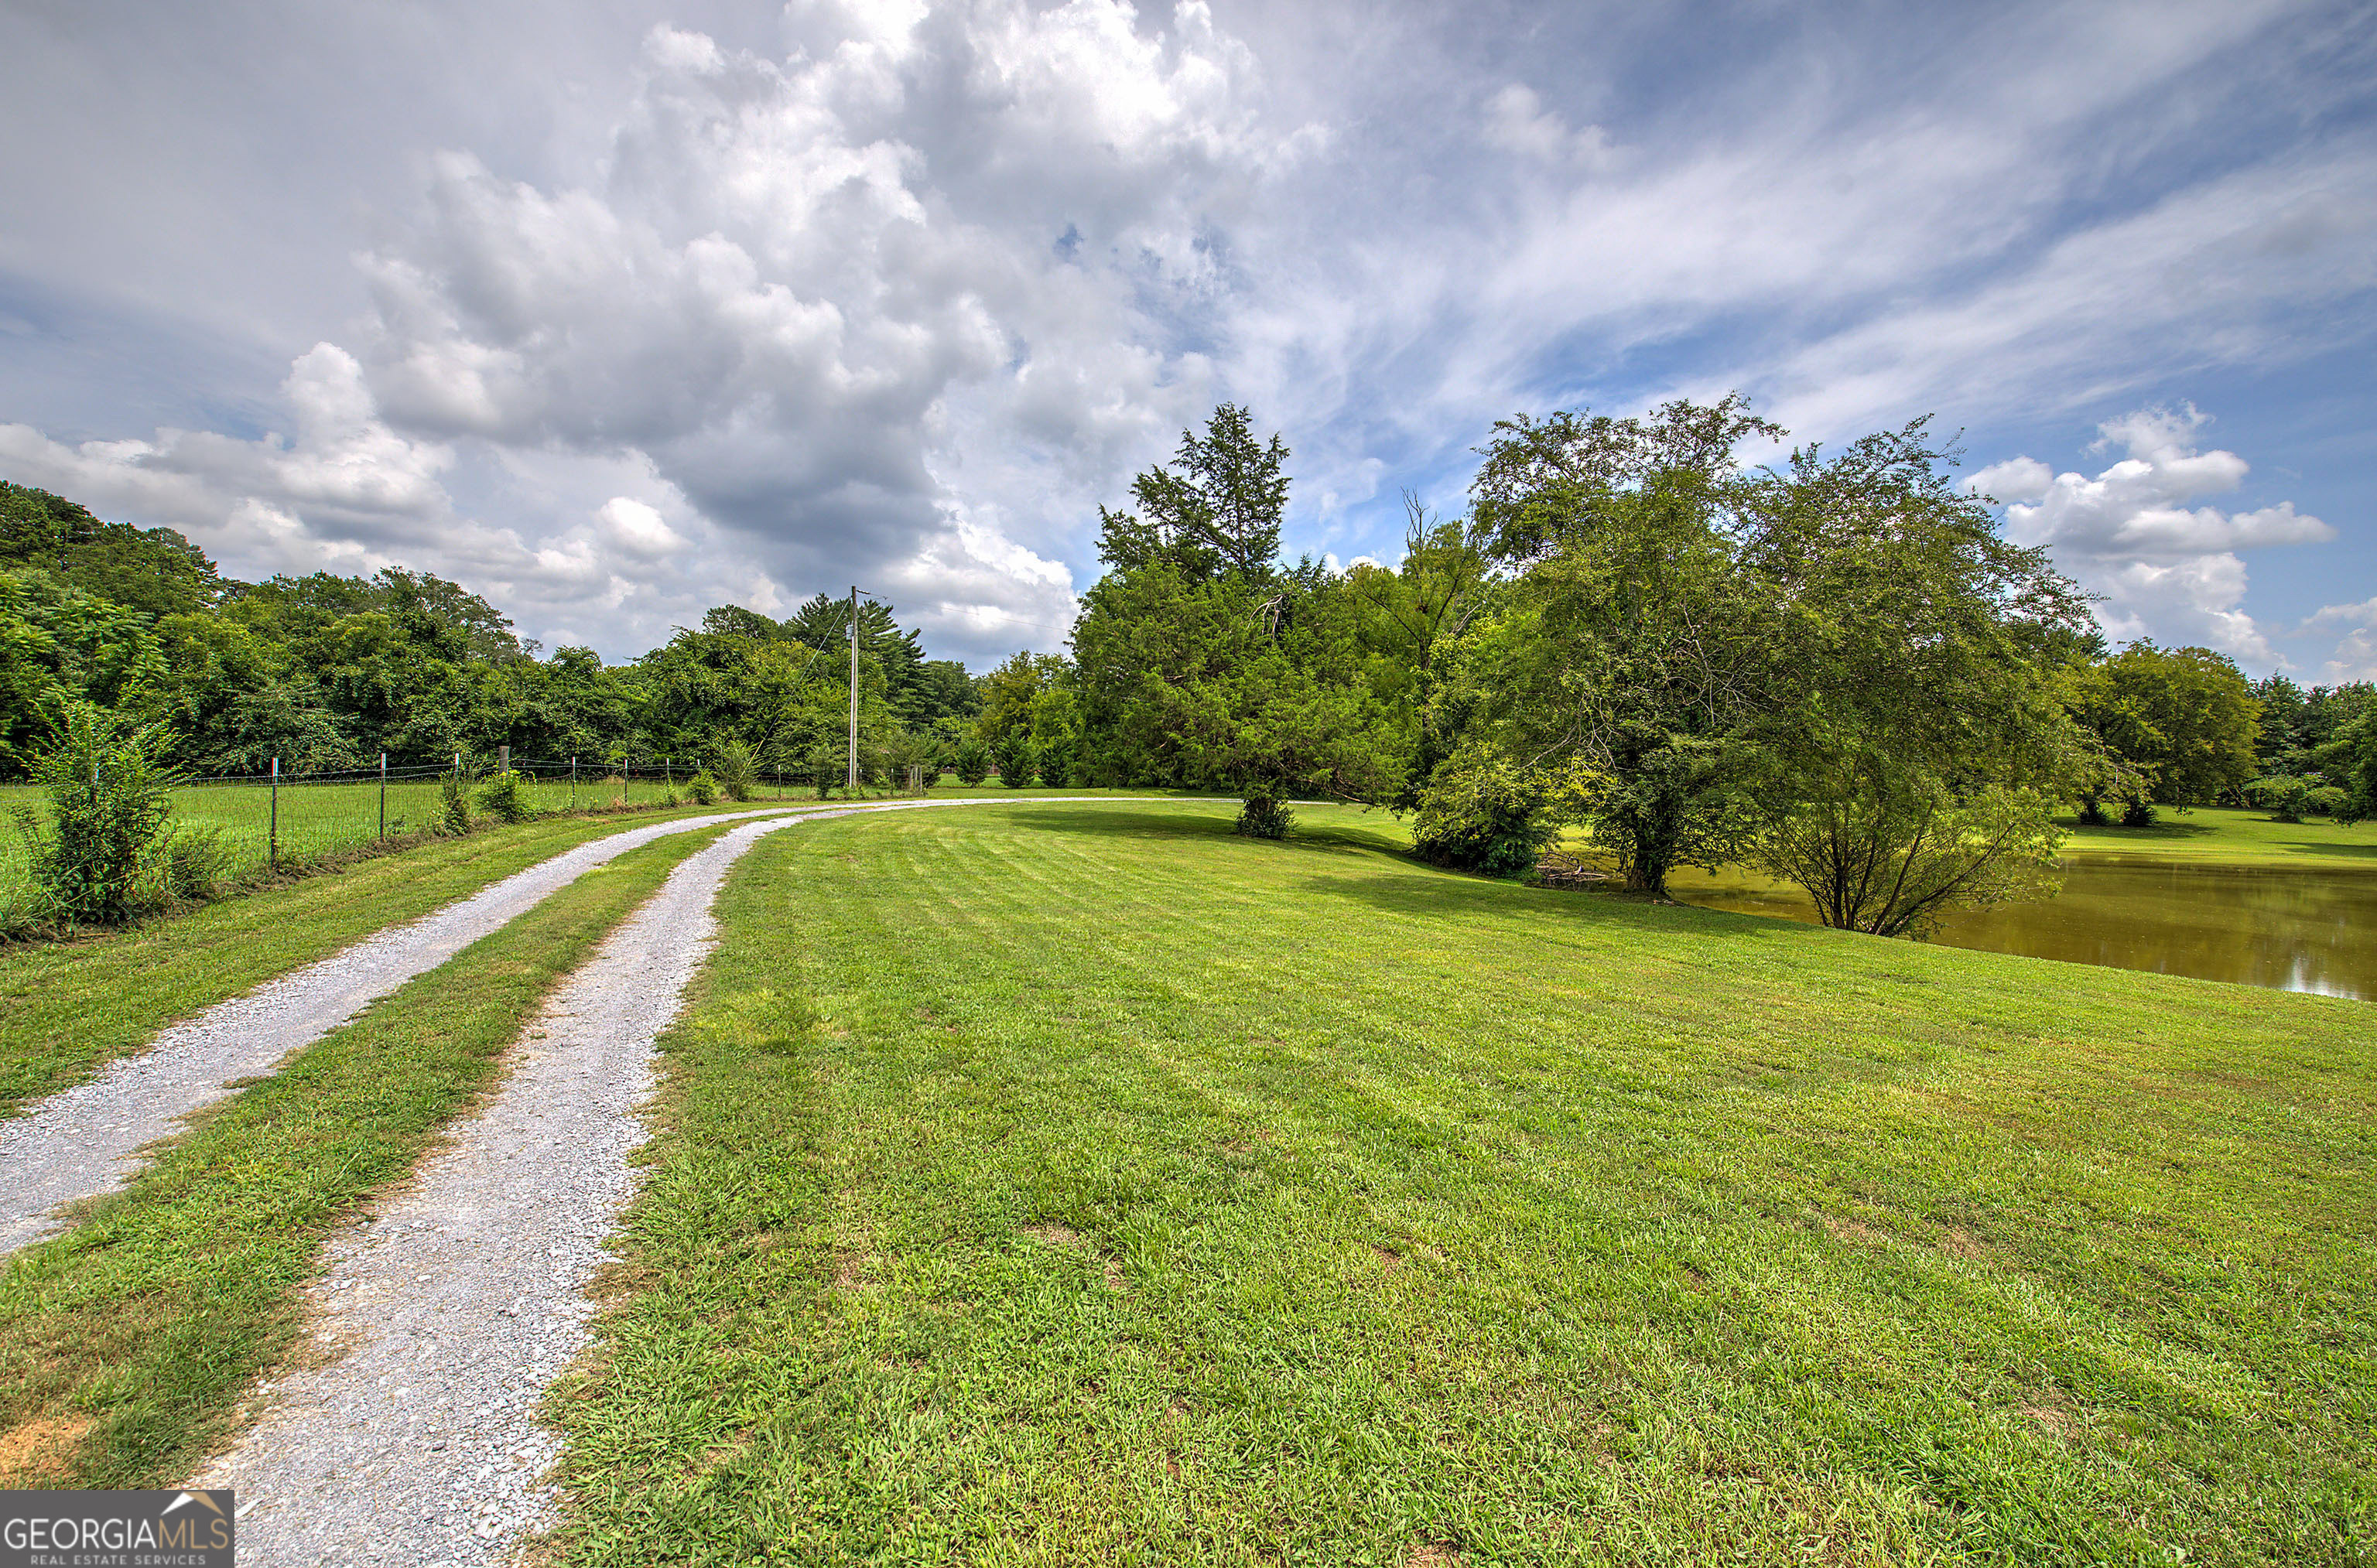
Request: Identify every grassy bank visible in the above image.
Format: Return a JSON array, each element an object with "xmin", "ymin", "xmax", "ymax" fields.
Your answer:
[
  {"xmin": 1551, "ymin": 804, "xmax": 2377, "ymax": 878},
  {"xmin": 0, "ymin": 822, "xmax": 733, "ymax": 1488},
  {"xmin": 550, "ymin": 801, "xmax": 2372, "ymax": 1566},
  {"xmin": 2059, "ymin": 804, "xmax": 2377, "ymax": 869},
  {"xmin": 0, "ymin": 803, "xmax": 792, "ymax": 1118},
  {"xmin": 1650, "ymin": 806, "xmax": 2377, "ymax": 1002}
]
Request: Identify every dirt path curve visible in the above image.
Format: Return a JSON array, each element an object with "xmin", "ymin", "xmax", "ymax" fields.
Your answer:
[
  {"xmin": 189, "ymin": 796, "xmax": 1176, "ymax": 1566},
  {"xmin": 0, "ymin": 799, "xmax": 1024, "ymax": 1258}
]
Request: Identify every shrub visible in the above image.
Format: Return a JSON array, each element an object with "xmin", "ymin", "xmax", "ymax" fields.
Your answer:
[
  {"xmin": 0, "ymin": 884, "xmax": 41, "ymax": 941},
  {"xmin": 954, "ymin": 740, "xmax": 990, "ymax": 787},
  {"xmin": 16, "ymin": 704, "xmax": 181, "ymax": 924},
  {"xmin": 994, "ymin": 732, "xmax": 1035, "ymax": 788},
  {"xmin": 685, "ymin": 770, "xmax": 720, "ymax": 806},
  {"xmin": 879, "ymin": 733, "xmax": 935, "ymax": 794},
  {"xmin": 477, "ymin": 769, "xmax": 535, "ymax": 823},
  {"xmin": 1236, "ymin": 795, "xmax": 1294, "ymax": 839},
  {"xmin": 157, "ymin": 825, "xmax": 232, "ymax": 902},
  {"xmin": 2304, "ymin": 784, "xmax": 2350, "ymax": 820},
  {"xmin": 1410, "ymin": 753, "xmax": 1563, "ymax": 876},
  {"xmin": 712, "ymin": 737, "xmax": 757, "ymax": 802},
  {"xmin": 2119, "ymin": 798, "xmax": 2159, "ymax": 828},
  {"xmin": 441, "ymin": 765, "xmax": 476, "ymax": 834},
  {"xmin": 2248, "ymin": 774, "xmax": 2309, "ymax": 824},
  {"xmin": 800, "ymin": 743, "xmax": 840, "ymax": 799}
]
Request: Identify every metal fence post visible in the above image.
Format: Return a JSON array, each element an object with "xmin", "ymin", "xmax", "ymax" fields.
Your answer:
[
  {"xmin": 268, "ymin": 757, "xmax": 279, "ymax": 869},
  {"xmin": 378, "ymin": 751, "xmax": 388, "ymax": 841},
  {"xmin": 665, "ymin": 756, "xmax": 672, "ymax": 790},
  {"xmin": 571, "ymin": 754, "xmax": 578, "ymax": 811}
]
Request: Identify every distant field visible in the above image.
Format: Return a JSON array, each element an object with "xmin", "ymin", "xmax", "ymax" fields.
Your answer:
[
  {"xmin": 0, "ymin": 771, "xmax": 1219, "ymax": 919},
  {"xmin": 551, "ymin": 801, "xmax": 2374, "ymax": 1565},
  {"xmin": 2057, "ymin": 804, "xmax": 2377, "ymax": 867},
  {"xmin": 0, "ymin": 771, "xmax": 828, "ymax": 908},
  {"xmin": 2, "ymin": 777, "xmax": 2357, "ymax": 914}
]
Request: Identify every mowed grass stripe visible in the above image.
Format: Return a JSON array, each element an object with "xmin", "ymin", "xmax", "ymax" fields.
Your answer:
[
  {"xmin": 0, "ymin": 822, "xmax": 737, "ymax": 1488},
  {"xmin": 0, "ymin": 805, "xmax": 757, "ymax": 1117},
  {"xmin": 551, "ymin": 803, "xmax": 2371, "ymax": 1566}
]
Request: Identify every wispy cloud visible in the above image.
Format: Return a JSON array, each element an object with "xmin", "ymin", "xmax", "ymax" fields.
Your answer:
[{"xmin": 2298, "ymin": 596, "xmax": 2377, "ymax": 681}]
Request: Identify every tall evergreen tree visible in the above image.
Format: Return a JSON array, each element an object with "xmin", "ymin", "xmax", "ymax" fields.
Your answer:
[{"xmin": 1096, "ymin": 403, "xmax": 1290, "ymax": 580}]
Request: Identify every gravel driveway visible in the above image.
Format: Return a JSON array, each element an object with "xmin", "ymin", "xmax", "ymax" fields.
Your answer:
[
  {"xmin": 1, "ymin": 803, "xmax": 840, "ymax": 1258},
  {"xmin": 186, "ymin": 811, "xmax": 823, "ymax": 1566},
  {"xmin": 187, "ymin": 796, "xmax": 1168, "ymax": 1566}
]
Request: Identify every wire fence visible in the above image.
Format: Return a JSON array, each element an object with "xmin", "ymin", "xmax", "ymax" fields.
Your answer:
[{"xmin": 0, "ymin": 751, "xmax": 857, "ymax": 900}]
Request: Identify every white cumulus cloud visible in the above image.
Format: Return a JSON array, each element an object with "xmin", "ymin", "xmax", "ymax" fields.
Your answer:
[
  {"xmin": 0, "ymin": 344, "xmax": 453, "ymax": 579},
  {"xmin": 596, "ymin": 497, "xmax": 686, "ymax": 560},
  {"xmin": 1970, "ymin": 405, "xmax": 2334, "ymax": 664},
  {"xmin": 0, "ymin": 1, "xmax": 1300, "ymax": 663},
  {"xmin": 340, "ymin": 3, "xmax": 1299, "ymax": 659}
]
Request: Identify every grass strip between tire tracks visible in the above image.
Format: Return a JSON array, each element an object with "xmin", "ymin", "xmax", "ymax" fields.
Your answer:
[
  {"xmin": 0, "ymin": 805, "xmax": 772, "ymax": 1119},
  {"xmin": 0, "ymin": 819, "xmax": 737, "ymax": 1488},
  {"xmin": 546, "ymin": 801, "xmax": 2372, "ymax": 1567}
]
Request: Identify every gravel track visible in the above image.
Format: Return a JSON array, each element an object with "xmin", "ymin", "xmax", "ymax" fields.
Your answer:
[
  {"xmin": 186, "ymin": 796, "xmax": 1168, "ymax": 1566},
  {"xmin": 0, "ymin": 804, "xmax": 823, "ymax": 1258}
]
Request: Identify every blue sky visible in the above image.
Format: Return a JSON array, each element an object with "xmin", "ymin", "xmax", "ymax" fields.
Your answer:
[{"xmin": 0, "ymin": 0, "xmax": 2370, "ymax": 675}]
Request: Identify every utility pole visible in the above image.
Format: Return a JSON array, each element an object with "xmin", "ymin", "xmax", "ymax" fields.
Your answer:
[
  {"xmin": 844, "ymin": 586, "xmax": 888, "ymax": 798},
  {"xmin": 848, "ymin": 584, "xmax": 860, "ymax": 796}
]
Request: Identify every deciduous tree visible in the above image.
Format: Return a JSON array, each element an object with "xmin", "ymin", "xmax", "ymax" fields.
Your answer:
[
  {"xmin": 2068, "ymin": 642, "xmax": 2260, "ymax": 822},
  {"xmin": 1456, "ymin": 397, "xmax": 1782, "ymax": 894},
  {"xmin": 1740, "ymin": 422, "xmax": 2096, "ymax": 934}
]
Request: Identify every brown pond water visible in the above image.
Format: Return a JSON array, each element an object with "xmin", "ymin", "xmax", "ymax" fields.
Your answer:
[{"xmin": 1670, "ymin": 859, "xmax": 2377, "ymax": 1001}]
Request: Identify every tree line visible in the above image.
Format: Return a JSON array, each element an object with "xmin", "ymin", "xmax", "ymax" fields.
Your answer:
[
  {"xmin": 9, "ymin": 390, "xmax": 2372, "ymax": 940},
  {"xmin": 964, "ymin": 399, "xmax": 2375, "ymax": 937},
  {"xmin": 0, "ymin": 480, "xmax": 983, "ymax": 787}
]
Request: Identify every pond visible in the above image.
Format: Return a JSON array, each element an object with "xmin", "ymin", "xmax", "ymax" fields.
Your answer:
[{"xmin": 1668, "ymin": 859, "xmax": 2377, "ymax": 1001}]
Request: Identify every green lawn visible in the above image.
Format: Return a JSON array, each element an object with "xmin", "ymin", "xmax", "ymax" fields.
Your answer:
[
  {"xmin": 0, "ymin": 779, "xmax": 1202, "ymax": 914},
  {"xmin": 0, "ymin": 789, "xmax": 1186, "ymax": 1114},
  {"xmin": 550, "ymin": 801, "xmax": 2372, "ymax": 1566}
]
